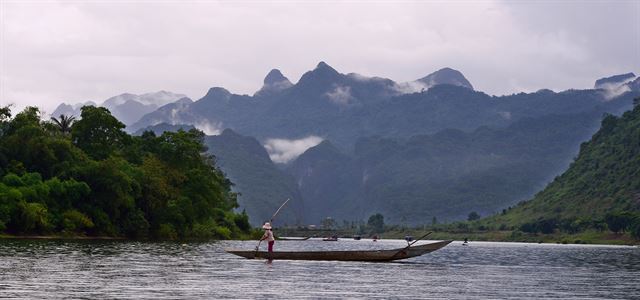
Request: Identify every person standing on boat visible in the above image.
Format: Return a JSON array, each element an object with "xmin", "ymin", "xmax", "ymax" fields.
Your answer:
[{"xmin": 260, "ymin": 222, "xmax": 275, "ymax": 253}]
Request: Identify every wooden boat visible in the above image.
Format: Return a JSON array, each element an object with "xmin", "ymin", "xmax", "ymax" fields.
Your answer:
[
  {"xmin": 278, "ymin": 236, "xmax": 311, "ymax": 241},
  {"xmin": 322, "ymin": 236, "xmax": 338, "ymax": 241},
  {"xmin": 225, "ymin": 240, "xmax": 452, "ymax": 262}
]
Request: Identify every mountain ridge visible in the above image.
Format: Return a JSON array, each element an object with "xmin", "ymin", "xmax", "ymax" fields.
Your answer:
[{"xmin": 51, "ymin": 91, "xmax": 187, "ymax": 127}]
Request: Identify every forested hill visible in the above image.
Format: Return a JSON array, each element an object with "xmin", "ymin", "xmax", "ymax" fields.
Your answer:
[
  {"xmin": 204, "ymin": 129, "xmax": 304, "ymax": 226},
  {"xmin": 486, "ymin": 100, "xmax": 640, "ymax": 234},
  {"xmin": 0, "ymin": 105, "xmax": 250, "ymax": 239}
]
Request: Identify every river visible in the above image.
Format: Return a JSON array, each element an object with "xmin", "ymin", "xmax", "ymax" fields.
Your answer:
[{"xmin": 0, "ymin": 239, "xmax": 638, "ymax": 299}]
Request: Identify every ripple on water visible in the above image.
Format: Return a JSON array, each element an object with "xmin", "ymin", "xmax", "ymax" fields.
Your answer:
[{"xmin": 0, "ymin": 239, "xmax": 638, "ymax": 299}]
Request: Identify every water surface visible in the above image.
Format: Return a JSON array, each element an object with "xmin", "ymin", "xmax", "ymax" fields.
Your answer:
[{"xmin": 1, "ymin": 239, "xmax": 638, "ymax": 299}]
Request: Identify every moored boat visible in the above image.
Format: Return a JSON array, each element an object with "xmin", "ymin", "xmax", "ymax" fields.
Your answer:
[
  {"xmin": 322, "ymin": 235, "xmax": 338, "ymax": 241},
  {"xmin": 279, "ymin": 236, "xmax": 311, "ymax": 241},
  {"xmin": 225, "ymin": 240, "xmax": 452, "ymax": 262}
]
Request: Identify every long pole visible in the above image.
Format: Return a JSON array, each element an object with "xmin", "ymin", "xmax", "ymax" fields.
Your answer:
[
  {"xmin": 270, "ymin": 198, "xmax": 290, "ymax": 222},
  {"xmin": 407, "ymin": 231, "xmax": 433, "ymax": 247},
  {"xmin": 391, "ymin": 231, "xmax": 433, "ymax": 258}
]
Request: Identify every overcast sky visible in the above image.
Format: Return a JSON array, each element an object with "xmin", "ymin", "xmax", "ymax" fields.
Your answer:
[{"xmin": 1, "ymin": 0, "xmax": 639, "ymax": 114}]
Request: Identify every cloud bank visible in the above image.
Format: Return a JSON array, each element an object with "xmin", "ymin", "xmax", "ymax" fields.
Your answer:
[
  {"xmin": 325, "ymin": 86, "xmax": 353, "ymax": 106},
  {"xmin": 263, "ymin": 136, "xmax": 324, "ymax": 164},
  {"xmin": 193, "ymin": 120, "xmax": 223, "ymax": 136}
]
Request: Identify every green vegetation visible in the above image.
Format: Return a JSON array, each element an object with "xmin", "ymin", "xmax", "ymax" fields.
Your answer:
[
  {"xmin": 367, "ymin": 213, "xmax": 385, "ymax": 234},
  {"xmin": 282, "ymin": 103, "xmax": 640, "ymax": 245},
  {"xmin": 467, "ymin": 212, "xmax": 480, "ymax": 221},
  {"xmin": 470, "ymin": 101, "xmax": 640, "ymax": 242},
  {"xmin": 0, "ymin": 105, "xmax": 251, "ymax": 239}
]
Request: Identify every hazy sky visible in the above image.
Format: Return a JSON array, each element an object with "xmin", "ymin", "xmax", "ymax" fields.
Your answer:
[{"xmin": 1, "ymin": 0, "xmax": 639, "ymax": 113}]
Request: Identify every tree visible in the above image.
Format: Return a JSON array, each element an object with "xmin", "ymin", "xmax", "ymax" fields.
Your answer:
[
  {"xmin": 16, "ymin": 201, "xmax": 50, "ymax": 234},
  {"xmin": 7, "ymin": 106, "xmax": 41, "ymax": 135},
  {"xmin": 0, "ymin": 104, "xmax": 251, "ymax": 239},
  {"xmin": 156, "ymin": 129, "xmax": 209, "ymax": 169},
  {"xmin": 605, "ymin": 212, "xmax": 634, "ymax": 234},
  {"xmin": 51, "ymin": 114, "xmax": 76, "ymax": 135},
  {"xmin": 467, "ymin": 211, "xmax": 480, "ymax": 221},
  {"xmin": 71, "ymin": 106, "xmax": 127, "ymax": 160},
  {"xmin": 321, "ymin": 217, "xmax": 337, "ymax": 229},
  {"xmin": 0, "ymin": 105, "xmax": 12, "ymax": 137},
  {"xmin": 367, "ymin": 213, "xmax": 384, "ymax": 233},
  {"xmin": 630, "ymin": 217, "xmax": 640, "ymax": 240}
]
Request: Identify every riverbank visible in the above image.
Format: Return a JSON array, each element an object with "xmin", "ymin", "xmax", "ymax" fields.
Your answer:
[
  {"xmin": 0, "ymin": 234, "xmax": 126, "ymax": 240},
  {"xmin": 3, "ymin": 230, "xmax": 636, "ymax": 245},
  {"xmin": 275, "ymin": 228, "xmax": 639, "ymax": 245},
  {"xmin": 384, "ymin": 229, "xmax": 638, "ymax": 245},
  {"xmin": 0, "ymin": 231, "xmax": 261, "ymax": 241}
]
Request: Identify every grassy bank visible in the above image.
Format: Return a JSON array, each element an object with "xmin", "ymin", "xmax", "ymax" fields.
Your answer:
[
  {"xmin": 378, "ymin": 229, "xmax": 638, "ymax": 245},
  {"xmin": 274, "ymin": 228, "xmax": 638, "ymax": 245},
  {"xmin": 4, "ymin": 229, "xmax": 635, "ymax": 245}
]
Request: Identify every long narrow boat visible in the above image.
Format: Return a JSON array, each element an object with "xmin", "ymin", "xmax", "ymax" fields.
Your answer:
[
  {"xmin": 224, "ymin": 240, "xmax": 452, "ymax": 262},
  {"xmin": 278, "ymin": 236, "xmax": 311, "ymax": 241}
]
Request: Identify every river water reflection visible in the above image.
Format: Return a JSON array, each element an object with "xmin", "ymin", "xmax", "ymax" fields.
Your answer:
[{"xmin": 1, "ymin": 239, "xmax": 638, "ymax": 299}]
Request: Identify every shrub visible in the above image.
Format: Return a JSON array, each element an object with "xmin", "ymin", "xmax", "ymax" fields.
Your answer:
[
  {"xmin": 157, "ymin": 223, "xmax": 178, "ymax": 240},
  {"xmin": 213, "ymin": 226, "xmax": 232, "ymax": 239},
  {"xmin": 61, "ymin": 209, "xmax": 94, "ymax": 233}
]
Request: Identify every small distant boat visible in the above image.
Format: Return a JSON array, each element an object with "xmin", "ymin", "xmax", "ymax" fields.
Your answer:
[
  {"xmin": 353, "ymin": 235, "xmax": 361, "ymax": 240},
  {"xmin": 323, "ymin": 235, "xmax": 338, "ymax": 241},
  {"xmin": 225, "ymin": 240, "xmax": 452, "ymax": 262},
  {"xmin": 279, "ymin": 236, "xmax": 311, "ymax": 241}
]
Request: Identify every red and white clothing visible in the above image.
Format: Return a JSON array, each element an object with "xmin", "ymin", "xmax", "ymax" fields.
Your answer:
[{"xmin": 262, "ymin": 229, "xmax": 275, "ymax": 252}]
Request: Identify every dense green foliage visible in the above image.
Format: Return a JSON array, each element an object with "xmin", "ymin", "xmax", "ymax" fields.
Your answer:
[
  {"xmin": 467, "ymin": 212, "xmax": 480, "ymax": 221},
  {"xmin": 483, "ymin": 102, "xmax": 640, "ymax": 238},
  {"xmin": 367, "ymin": 213, "xmax": 385, "ymax": 233},
  {"xmin": 0, "ymin": 105, "xmax": 250, "ymax": 239}
]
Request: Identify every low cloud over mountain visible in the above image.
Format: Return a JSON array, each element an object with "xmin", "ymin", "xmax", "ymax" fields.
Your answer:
[{"xmin": 263, "ymin": 136, "xmax": 324, "ymax": 164}]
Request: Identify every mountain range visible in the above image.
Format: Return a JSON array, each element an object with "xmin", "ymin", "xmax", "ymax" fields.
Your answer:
[
  {"xmin": 56, "ymin": 62, "xmax": 640, "ymax": 225},
  {"xmin": 51, "ymin": 91, "xmax": 187, "ymax": 126}
]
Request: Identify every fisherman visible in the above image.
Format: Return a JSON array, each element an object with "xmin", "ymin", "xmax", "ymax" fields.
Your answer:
[{"xmin": 260, "ymin": 222, "xmax": 275, "ymax": 253}]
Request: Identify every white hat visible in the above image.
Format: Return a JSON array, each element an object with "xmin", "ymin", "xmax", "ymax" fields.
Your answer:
[{"xmin": 262, "ymin": 222, "xmax": 272, "ymax": 230}]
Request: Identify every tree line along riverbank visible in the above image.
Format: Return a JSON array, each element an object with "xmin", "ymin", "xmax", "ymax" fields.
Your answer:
[{"xmin": 0, "ymin": 105, "xmax": 252, "ymax": 240}]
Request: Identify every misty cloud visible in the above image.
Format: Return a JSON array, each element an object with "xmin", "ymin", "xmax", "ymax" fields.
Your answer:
[
  {"xmin": 263, "ymin": 136, "xmax": 324, "ymax": 164},
  {"xmin": 393, "ymin": 81, "xmax": 429, "ymax": 94},
  {"xmin": 193, "ymin": 120, "xmax": 223, "ymax": 136},
  {"xmin": 599, "ymin": 82, "xmax": 633, "ymax": 101},
  {"xmin": 497, "ymin": 111, "xmax": 512, "ymax": 120},
  {"xmin": 325, "ymin": 86, "xmax": 354, "ymax": 106}
]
